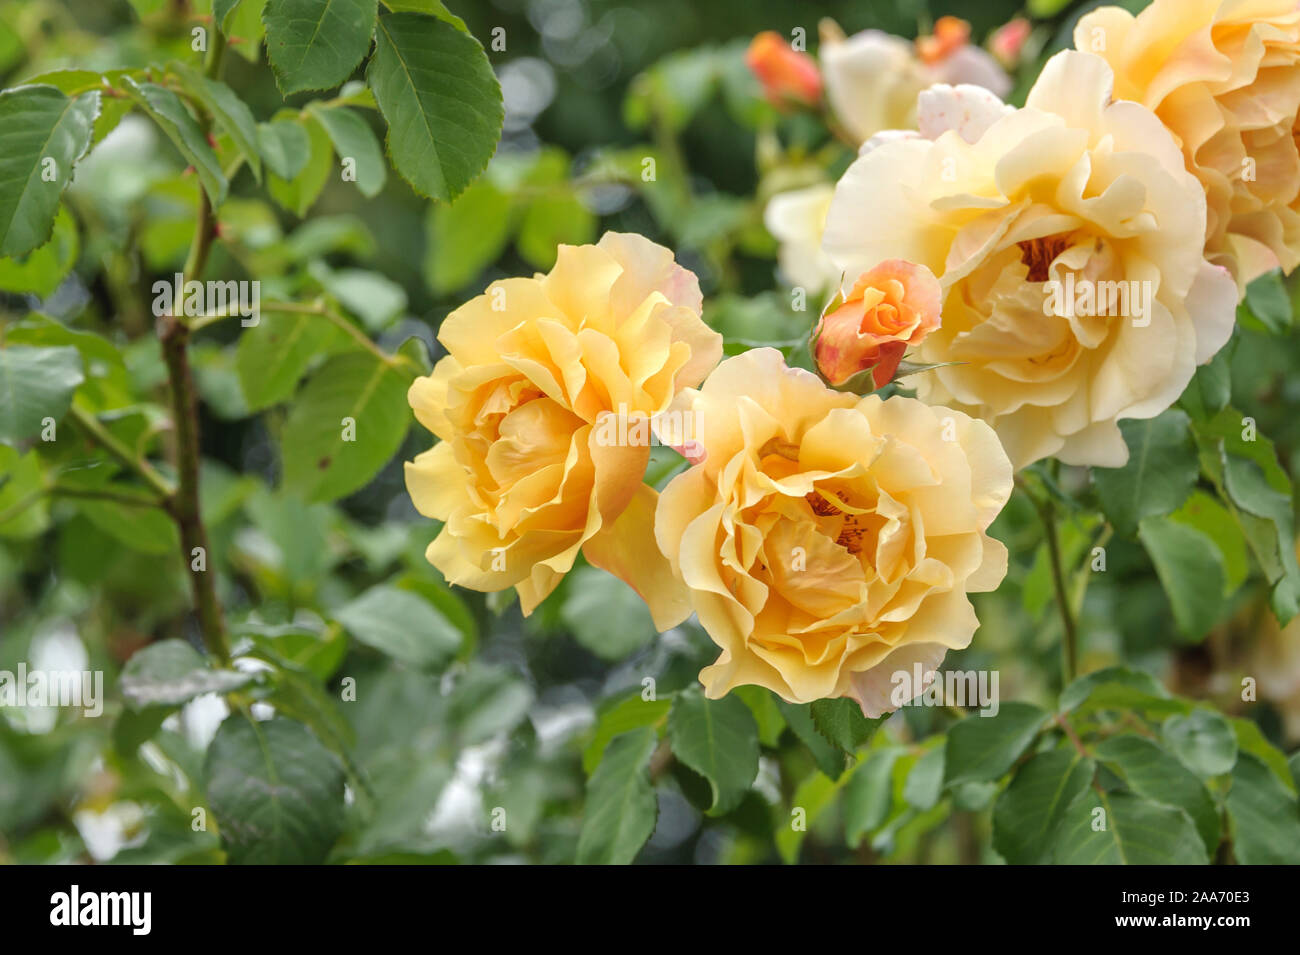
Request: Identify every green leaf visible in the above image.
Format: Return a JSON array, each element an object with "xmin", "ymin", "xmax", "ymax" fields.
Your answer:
[
  {"xmin": 169, "ymin": 63, "xmax": 262, "ymax": 182},
  {"xmin": 263, "ymin": 665, "xmax": 356, "ymax": 756},
  {"xmin": 843, "ymin": 746, "xmax": 903, "ymax": 847},
  {"xmin": 205, "ymin": 716, "xmax": 345, "ymax": 864},
  {"xmin": 1230, "ymin": 718, "xmax": 1296, "ymax": 793},
  {"xmin": 1168, "ymin": 491, "xmax": 1249, "ymax": 594},
  {"xmin": 237, "ymin": 617, "xmax": 347, "ymax": 682},
  {"xmin": 560, "ymin": 566, "xmax": 656, "ymax": 661},
  {"xmin": 257, "ymin": 118, "xmax": 310, "ymax": 180},
  {"xmin": 993, "ymin": 748, "xmax": 1094, "ymax": 864},
  {"xmin": 775, "ymin": 699, "xmax": 849, "ymax": 781},
  {"xmin": 903, "ymin": 743, "xmax": 946, "ymax": 810},
  {"xmin": 666, "ymin": 688, "xmax": 759, "ymax": 815},
  {"xmin": 280, "ymin": 350, "xmax": 411, "ymax": 502},
  {"xmin": 1092, "ymin": 410, "xmax": 1198, "ymax": 536},
  {"xmin": 0, "ymin": 447, "xmax": 48, "ymax": 537},
  {"xmin": 583, "ymin": 693, "xmax": 670, "ymax": 775},
  {"xmin": 1095, "ymin": 735, "xmax": 1219, "ymax": 853},
  {"xmin": 333, "ymin": 584, "xmax": 462, "ymax": 668},
  {"xmin": 367, "ymin": 12, "xmax": 503, "ymax": 201},
  {"xmin": 380, "ymin": 0, "xmax": 466, "ymax": 30},
  {"xmin": 943, "ymin": 702, "xmax": 1047, "ymax": 786},
  {"xmin": 120, "ymin": 78, "xmax": 226, "ymax": 207},
  {"xmin": 79, "ymin": 497, "xmax": 178, "ymax": 555},
  {"xmin": 218, "ymin": 0, "xmax": 270, "ymax": 63},
  {"xmin": 1059, "ymin": 666, "xmax": 1170, "ymax": 713},
  {"xmin": 308, "ymin": 261, "xmax": 406, "ymax": 332},
  {"xmin": 1162, "ymin": 708, "xmax": 1237, "ymax": 777},
  {"xmin": 263, "ymin": 0, "xmax": 378, "ymax": 95},
  {"xmin": 1137, "ymin": 515, "xmax": 1226, "ymax": 641},
  {"xmin": 721, "ymin": 688, "xmax": 778, "ymax": 751},
  {"xmin": 1226, "ymin": 752, "xmax": 1300, "ymax": 864},
  {"xmin": 576, "ymin": 727, "xmax": 658, "ymax": 864},
  {"xmin": 1178, "ymin": 343, "xmax": 1231, "ymax": 421},
  {"xmin": 445, "ymin": 664, "xmax": 533, "ymax": 745},
  {"xmin": 1217, "ymin": 444, "xmax": 1300, "ymax": 625},
  {"xmin": 777, "ymin": 768, "xmax": 843, "ymax": 864},
  {"xmin": 516, "ymin": 192, "xmax": 596, "ymax": 270},
  {"xmin": 119, "ymin": 640, "xmax": 251, "ymax": 709},
  {"xmin": 424, "ymin": 175, "xmax": 513, "ymax": 294},
  {"xmin": 0, "ymin": 85, "xmax": 98, "ymax": 257},
  {"xmin": 1237, "ymin": 269, "xmax": 1291, "ymax": 334},
  {"xmin": 0, "ymin": 344, "xmax": 83, "ymax": 443},
  {"xmin": 235, "ymin": 307, "xmax": 345, "ymax": 411},
  {"xmin": 809, "ymin": 697, "xmax": 884, "ymax": 753},
  {"xmin": 266, "ymin": 114, "xmax": 333, "ymax": 217},
  {"xmin": 309, "ymin": 104, "xmax": 386, "ymax": 197},
  {"xmin": 0, "ymin": 203, "xmax": 79, "ymax": 297},
  {"xmin": 1052, "ymin": 789, "xmax": 1208, "ymax": 864},
  {"xmin": 19, "ymin": 70, "xmax": 128, "ymax": 143}
]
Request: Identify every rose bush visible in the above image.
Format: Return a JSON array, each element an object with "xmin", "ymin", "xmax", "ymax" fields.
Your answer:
[{"xmin": 1, "ymin": 0, "xmax": 1298, "ymax": 871}]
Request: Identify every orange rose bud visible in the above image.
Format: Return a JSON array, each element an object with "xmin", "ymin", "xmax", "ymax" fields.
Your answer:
[
  {"xmin": 813, "ymin": 259, "xmax": 942, "ymax": 390},
  {"xmin": 990, "ymin": 17, "xmax": 1031, "ymax": 69},
  {"xmin": 746, "ymin": 31, "xmax": 822, "ymax": 107},
  {"xmin": 917, "ymin": 16, "xmax": 971, "ymax": 65}
]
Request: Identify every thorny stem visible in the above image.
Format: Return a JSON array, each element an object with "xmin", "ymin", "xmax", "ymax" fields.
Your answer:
[
  {"xmin": 159, "ymin": 313, "xmax": 229, "ymax": 663},
  {"xmin": 156, "ymin": 25, "xmax": 229, "ymax": 663}
]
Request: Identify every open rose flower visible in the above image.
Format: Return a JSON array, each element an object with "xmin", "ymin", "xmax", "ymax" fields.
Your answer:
[
  {"xmin": 655, "ymin": 348, "xmax": 1011, "ymax": 715},
  {"xmin": 405, "ymin": 233, "xmax": 722, "ymax": 627},
  {"xmin": 1075, "ymin": 0, "xmax": 1300, "ymax": 288},
  {"xmin": 814, "ymin": 259, "xmax": 942, "ymax": 389},
  {"xmin": 824, "ymin": 53, "xmax": 1238, "ymax": 469},
  {"xmin": 762, "ymin": 182, "xmax": 839, "ymax": 292},
  {"xmin": 820, "ymin": 16, "xmax": 1011, "ymax": 144},
  {"xmin": 746, "ymin": 31, "xmax": 822, "ymax": 108}
]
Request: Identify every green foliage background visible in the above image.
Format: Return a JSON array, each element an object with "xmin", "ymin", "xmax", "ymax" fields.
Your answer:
[{"xmin": 1, "ymin": 0, "xmax": 1299, "ymax": 865}]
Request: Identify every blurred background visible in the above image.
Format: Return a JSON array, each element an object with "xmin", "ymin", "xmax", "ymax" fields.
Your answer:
[{"xmin": 2, "ymin": 0, "xmax": 1298, "ymax": 865}]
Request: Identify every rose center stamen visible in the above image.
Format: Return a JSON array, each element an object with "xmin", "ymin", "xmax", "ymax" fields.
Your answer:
[{"xmin": 1018, "ymin": 233, "xmax": 1073, "ymax": 283}]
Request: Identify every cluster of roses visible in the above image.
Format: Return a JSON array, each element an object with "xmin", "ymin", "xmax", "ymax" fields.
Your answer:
[{"xmin": 407, "ymin": 0, "xmax": 1300, "ymax": 718}]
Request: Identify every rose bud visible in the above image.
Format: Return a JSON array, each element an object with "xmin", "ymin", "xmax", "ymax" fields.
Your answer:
[
  {"xmin": 990, "ymin": 17, "xmax": 1031, "ymax": 69},
  {"xmin": 746, "ymin": 31, "xmax": 822, "ymax": 108},
  {"xmin": 813, "ymin": 259, "xmax": 942, "ymax": 390},
  {"xmin": 916, "ymin": 16, "xmax": 971, "ymax": 65}
]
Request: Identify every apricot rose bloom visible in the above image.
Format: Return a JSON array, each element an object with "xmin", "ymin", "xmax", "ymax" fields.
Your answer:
[
  {"xmin": 814, "ymin": 259, "xmax": 942, "ymax": 389},
  {"xmin": 824, "ymin": 53, "xmax": 1238, "ymax": 469},
  {"xmin": 762, "ymin": 183, "xmax": 839, "ymax": 292},
  {"xmin": 1075, "ymin": 0, "xmax": 1300, "ymax": 289},
  {"xmin": 746, "ymin": 31, "xmax": 822, "ymax": 108},
  {"xmin": 654, "ymin": 348, "xmax": 1012, "ymax": 715},
  {"xmin": 405, "ymin": 233, "xmax": 722, "ymax": 628}
]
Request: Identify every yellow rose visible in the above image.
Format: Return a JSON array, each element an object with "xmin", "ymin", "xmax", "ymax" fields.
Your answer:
[
  {"xmin": 1075, "ymin": 0, "xmax": 1300, "ymax": 288},
  {"xmin": 762, "ymin": 183, "xmax": 838, "ymax": 292},
  {"xmin": 405, "ymin": 233, "xmax": 722, "ymax": 627},
  {"xmin": 824, "ymin": 53, "xmax": 1238, "ymax": 469},
  {"xmin": 655, "ymin": 348, "xmax": 1011, "ymax": 715}
]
